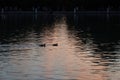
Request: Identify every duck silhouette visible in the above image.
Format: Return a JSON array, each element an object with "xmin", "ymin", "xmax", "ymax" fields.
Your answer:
[
  {"xmin": 52, "ymin": 43, "xmax": 58, "ymax": 46},
  {"xmin": 39, "ymin": 44, "xmax": 46, "ymax": 47}
]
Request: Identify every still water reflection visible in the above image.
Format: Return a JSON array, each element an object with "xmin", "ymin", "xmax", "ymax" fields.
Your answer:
[{"xmin": 0, "ymin": 14, "xmax": 120, "ymax": 80}]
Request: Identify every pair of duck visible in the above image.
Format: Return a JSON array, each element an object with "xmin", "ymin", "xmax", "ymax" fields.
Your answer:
[{"xmin": 39, "ymin": 43, "xmax": 58, "ymax": 47}]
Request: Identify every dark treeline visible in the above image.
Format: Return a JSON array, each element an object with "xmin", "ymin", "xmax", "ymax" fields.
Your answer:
[{"xmin": 0, "ymin": 0, "xmax": 120, "ymax": 11}]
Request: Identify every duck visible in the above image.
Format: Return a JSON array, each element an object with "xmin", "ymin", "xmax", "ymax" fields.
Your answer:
[
  {"xmin": 52, "ymin": 43, "xmax": 58, "ymax": 46},
  {"xmin": 39, "ymin": 44, "xmax": 46, "ymax": 47}
]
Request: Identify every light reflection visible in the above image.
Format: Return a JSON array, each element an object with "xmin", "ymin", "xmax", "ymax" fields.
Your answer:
[
  {"xmin": 0, "ymin": 16, "xmax": 117, "ymax": 80},
  {"xmin": 36, "ymin": 17, "xmax": 109, "ymax": 79}
]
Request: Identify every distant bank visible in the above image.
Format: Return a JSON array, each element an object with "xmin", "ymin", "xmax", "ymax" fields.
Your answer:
[{"xmin": 0, "ymin": 11, "xmax": 120, "ymax": 14}]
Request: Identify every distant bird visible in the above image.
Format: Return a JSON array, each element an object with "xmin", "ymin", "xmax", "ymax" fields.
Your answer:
[
  {"xmin": 52, "ymin": 43, "xmax": 58, "ymax": 46},
  {"xmin": 39, "ymin": 44, "xmax": 46, "ymax": 47}
]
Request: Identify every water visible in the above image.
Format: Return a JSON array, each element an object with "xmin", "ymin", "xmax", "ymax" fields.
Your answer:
[{"xmin": 0, "ymin": 14, "xmax": 120, "ymax": 80}]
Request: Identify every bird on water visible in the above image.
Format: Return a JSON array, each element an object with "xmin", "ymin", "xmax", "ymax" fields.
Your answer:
[
  {"xmin": 39, "ymin": 43, "xmax": 58, "ymax": 47},
  {"xmin": 52, "ymin": 43, "xmax": 58, "ymax": 46},
  {"xmin": 39, "ymin": 44, "xmax": 46, "ymax": 47}
]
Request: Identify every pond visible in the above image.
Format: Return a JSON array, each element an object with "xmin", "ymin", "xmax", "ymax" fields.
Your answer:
[{"xmin": 0, "ymin": 14, "xmax": 120, "ymax": 80}]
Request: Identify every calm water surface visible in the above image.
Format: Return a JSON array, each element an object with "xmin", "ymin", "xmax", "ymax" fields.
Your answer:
[{"xmin": 0, "ymin": 14, "xmax": 120, "ymax": 80}]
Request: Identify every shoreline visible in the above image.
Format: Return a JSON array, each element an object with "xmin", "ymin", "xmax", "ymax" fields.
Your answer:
[{"xmin": 0, "ymin": 11, "xmax": 120, "ymax": 14}]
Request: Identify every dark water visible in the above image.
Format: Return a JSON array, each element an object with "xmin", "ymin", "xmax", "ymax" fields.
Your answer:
[{"xmin": 0, "ymin": 14, "xmax": 120, "ymax": 80}]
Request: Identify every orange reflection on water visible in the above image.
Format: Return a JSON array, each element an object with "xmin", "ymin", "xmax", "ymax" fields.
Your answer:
[
  {"xmin": 6, "ymin": 17, "xmax": 109, "ymax": 80},
  {"xmin": 41, "ymin": 17, "xmax": 108, "ymax": 80}
]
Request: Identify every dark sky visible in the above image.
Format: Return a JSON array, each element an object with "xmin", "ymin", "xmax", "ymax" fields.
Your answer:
[{"xmin": 0, "ymin": 0, "xmax": 120, "ymax": 10}]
